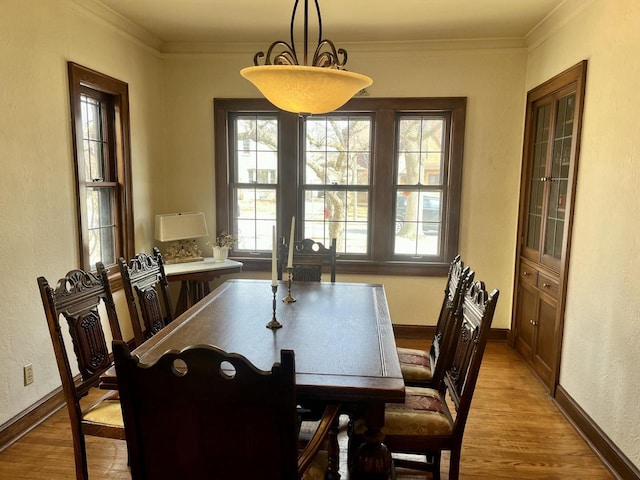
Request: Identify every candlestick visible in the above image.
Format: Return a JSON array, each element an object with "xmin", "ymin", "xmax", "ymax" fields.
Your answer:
[
  {"xmin": 271, "ymin": 225, "xmax": 277, "ymax": 287},
  {"xmin": 287, "ymin": 216, "xmax": 295, "ymax": 268},
  {"xmin": 282, "ymin": 266, "xmax": 296, "ymax": 303},
  {"xmin": 266, "ymin": 285, "xmax": 282, "ymax": 329}
]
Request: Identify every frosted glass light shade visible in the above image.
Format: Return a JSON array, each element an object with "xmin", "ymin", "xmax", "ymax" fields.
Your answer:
[
  {"xmin": 240, "ymin": 65, "xmax": 373, "ymax": 115},
  {"xmin": 154, "ymin": 212, "xmax": 208, "ymax": 242}
]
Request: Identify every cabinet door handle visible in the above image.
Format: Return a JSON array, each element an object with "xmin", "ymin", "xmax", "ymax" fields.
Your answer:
[
  {"xmin": 542, "ymin": 283, "xmax": 551, "ymax": 288},
  {"xmin": 541, "ymin": 176, "xmax": 549, "ymax": 182},
  {"xmin": 523, "ymin": 271, "xmax": 530, "ymax": 277}
]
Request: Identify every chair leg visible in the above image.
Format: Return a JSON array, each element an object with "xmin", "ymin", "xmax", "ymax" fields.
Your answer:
[
  {"xmin": 325, "ymin": 414, "xmax": 340, "ymax": 480},
  {"xmin": 431, "ymin": 451, "xmax": 442, "ymax": 480},
  {"xmin": 72, "ymin": 434, "xmax": 89, "ymax": 480},
  {"xmin": 448, "ymin": 447, "xmax": 461, "ymax": 480}
]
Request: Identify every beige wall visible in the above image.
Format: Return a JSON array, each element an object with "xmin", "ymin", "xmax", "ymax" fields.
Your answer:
[
  {"xmin": 0, "ymin": 0, "xmax": 162, "ymax": 423},
  {"xmin": 4, "ymin": 0, "xmax": 637, "ymax": 471},
  {"xmin": 161, "ymin": 44, "xmax": 527, "ymax": 330},
  {"xmin": 525, "ymin": 0, "xmax": 640, "ymax": 467}
]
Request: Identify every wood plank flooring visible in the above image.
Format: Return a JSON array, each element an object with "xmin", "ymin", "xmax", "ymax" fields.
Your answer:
[{"xmin": 0, "ymin": 341, "xmax": 613, "ymax": 479}]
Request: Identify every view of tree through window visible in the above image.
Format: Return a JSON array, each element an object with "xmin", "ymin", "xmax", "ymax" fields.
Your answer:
[
  {"xmin": 215, "ymin": 98, "xmax": 465, "ymax": 275},
  {"xmin": 304, "ymin": 116, "xmax": 371, "ymax": 254}
]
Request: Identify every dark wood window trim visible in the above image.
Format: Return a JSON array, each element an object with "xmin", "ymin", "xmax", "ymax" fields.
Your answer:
[
  {"xmin": 68, "ymin": 62, "xmax": 134, "ymax": 284},
  {"xmin": 214, "ymin": 97, "xmax": 465, "ymax": 276}
]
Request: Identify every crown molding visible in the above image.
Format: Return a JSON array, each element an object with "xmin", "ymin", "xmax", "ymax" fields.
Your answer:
[
  {"xmin": 63, "ymin": 0, "xmax": 164, "ymax": 54},
  {"xmin": 161, "ymin": 37, "xmax": 526, "ymax": 56},
  {"xmin": 525, "ymin": 0, "xmax": 597, "ymax": 52}
]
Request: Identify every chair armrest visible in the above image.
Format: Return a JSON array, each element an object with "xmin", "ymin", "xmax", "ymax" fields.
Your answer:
[{"xmin": 297, "ymin": 403, "xmax": 341, "ymax": 475}]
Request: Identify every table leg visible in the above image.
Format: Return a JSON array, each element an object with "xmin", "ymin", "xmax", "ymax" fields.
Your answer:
[
  {"xmin": 175, "ymin": 280, "xmax": 190, "ymax": 317},
  {"xmin": 174, "ymin": 280, "xmax": 211, "ymax": 317},
  {"xmin": 348, "ymin": 403, "xmax": 393, "ymax": 480}
]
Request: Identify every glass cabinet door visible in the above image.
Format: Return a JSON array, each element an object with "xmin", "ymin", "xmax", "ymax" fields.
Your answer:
[
  {"xmin": 522, "ymin": 86, "xmax": 578, "ymax": 272},
  {"xmin": 524, "ymin": 101, "xmax": 551, "ymax": 256},
  {"xmin": 542, "ymin": 91, "xmax": 576, "ymax": 269}
]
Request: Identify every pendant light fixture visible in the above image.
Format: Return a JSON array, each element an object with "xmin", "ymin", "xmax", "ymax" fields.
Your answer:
[{"xmin": 240, "ymin": 0, "xmax": 372, "ymax": 115}]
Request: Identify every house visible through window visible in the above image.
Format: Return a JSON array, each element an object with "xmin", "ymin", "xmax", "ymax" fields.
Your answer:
[
  {"xmin": 68, "ymin": 62, "xmax": 133, "ymax": 272},
  {"xmin": 215, "ymin": 97, "xmax": 465, "ymax": 275}
]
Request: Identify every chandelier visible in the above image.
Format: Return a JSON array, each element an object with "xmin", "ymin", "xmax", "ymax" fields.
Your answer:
[{"xmin": 240, "ymin": 0, "xmax": 373, "ymax": 115}]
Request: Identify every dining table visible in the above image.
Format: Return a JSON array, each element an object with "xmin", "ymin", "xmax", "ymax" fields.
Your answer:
[{"xmin": 101, "ymin": 278, "xmax": 405, "ymax": 479}]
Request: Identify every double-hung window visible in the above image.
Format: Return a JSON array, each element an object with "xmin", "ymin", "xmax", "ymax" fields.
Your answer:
[
  {"xmin": 215, "ymin": 97, "xmax": 465, "ymax": 275},
  {"xmin": 68, "ymin": 63, "xmax": 134, "ymax": 272}
]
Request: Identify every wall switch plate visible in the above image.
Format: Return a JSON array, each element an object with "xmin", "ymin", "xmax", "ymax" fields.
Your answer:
[{"xmin": 24, "ymin": 364, "xmax": 34, "ymax": 386}]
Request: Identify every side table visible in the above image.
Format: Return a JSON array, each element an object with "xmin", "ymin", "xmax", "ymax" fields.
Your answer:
[{"xmin": 164, "ymin": 258, "xmax": 243, "ymax": 316}]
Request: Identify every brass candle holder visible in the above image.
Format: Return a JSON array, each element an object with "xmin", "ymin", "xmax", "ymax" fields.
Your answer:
[
  {"xmin": 266, "ymin": 284, "xmax": 282, "ymax": 329},
  {"xmin": 282, "ymin": 267, "xmax": 296, "ymax": 303}
]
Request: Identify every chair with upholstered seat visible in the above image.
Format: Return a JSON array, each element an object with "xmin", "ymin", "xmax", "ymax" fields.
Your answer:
[
  {"xmin": 382, "ymin": 280, "xmax": 499, "ymax": 480},
  {"xmin": 396, "ymin": 255, "xmax": 472, "ymax": 387},
  {"xmin": 278, "ymin": 238, "xmax": 337, "ymax": 283},
  {"xmin": 113, "ymin": 341, "xmax": 340, "ymax": 480},
  {"xmin": 119, "ymin": 247, "xmax": 173, "ymax": 346},
  {"xmin": 37, "ymin": 264, "xmax": 126, "ymax": 480}
]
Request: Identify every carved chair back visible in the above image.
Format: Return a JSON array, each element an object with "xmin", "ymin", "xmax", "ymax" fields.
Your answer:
[
  {"xmin": 119, "ymin": 247, "xmax": 173, "ymax": 346},
  {"xmin": 113, "ymin": 343, "xmax": 302, "ymax": 480},
  {"xmin": 37, "ymin": 264, "xmax": 125, "ymax": 480},
  {"xmin": 445, "ymin": 280, "xmax": 499, "ymax": 437},
  {"xmin": 429, "ymin": 256, "xmax": 474, "ymax": 386},
  {"xmin": 278, "ymin": 238, "xmax": 337, "ymax": 283},
  {"xmin": 384, "ymin": 280, "xmax": 499, "ymax": 480}
]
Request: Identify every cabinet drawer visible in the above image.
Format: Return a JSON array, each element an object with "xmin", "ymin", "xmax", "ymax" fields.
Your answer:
[
  {"xmin": 537, "ymin": 273, "xmax": 559, "ymax": 298},
  {"xmin": 519, "ymin": 263, "xmax": 538, "ymax": 286}
]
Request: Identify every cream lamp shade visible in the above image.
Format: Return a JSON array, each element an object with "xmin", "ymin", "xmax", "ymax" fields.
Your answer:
[
  {"xmin": 154, "ymin": 212, "xmax": 208, "ymax": 242},
  {"xmin": 240, "ymin": 65, "xmax": 372, "ymax": 115},
  {"xmin": 241, "ymin": 0, "xmax": 372, "ymax": 115}
]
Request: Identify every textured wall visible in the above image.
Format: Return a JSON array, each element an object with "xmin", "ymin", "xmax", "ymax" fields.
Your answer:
[
  {"xmin": 526, "ymin": 0, "xmax": 640, "ymax": 468},
  {"xmin": 0, "ymin": 0, "xmax": 163, "ymax": 424}
]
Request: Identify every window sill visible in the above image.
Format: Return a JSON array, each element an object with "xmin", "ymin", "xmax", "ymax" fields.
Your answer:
[{"xmin": 229, "ymin": 256, "xmax": 450, "ymax": 277}]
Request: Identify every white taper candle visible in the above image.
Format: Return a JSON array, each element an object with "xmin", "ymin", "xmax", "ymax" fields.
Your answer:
[
  {"xmin": 271, "ymin": 225, "xmax": 278, "ymax": 287},
  {"xmin": 287, "ymin": 216, "xmax": 295, "ymax": 268}
]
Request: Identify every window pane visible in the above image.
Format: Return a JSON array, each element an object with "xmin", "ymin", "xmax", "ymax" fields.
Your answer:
[
  {"xmin": 397, "ymin": 116, "xmax": 445, "ymax": 186},
  {"xmin": 304, "ymin": 116, "xmax": 371, "ymax": 187},
  {"xmin": 235, "ymin": 115, "xmax": 278, "ymax": 184},
  {"xmin": 80, "ymin": 95, "xmax": 106, "ymax": 182},
  {"xmin": 234, "ymin": 187, "xmax": 276, "ymax": 251},
  {"xmin": 393, "ymin": 190, "xmax": 441, "ymax": 256},
  {"xmin": 86, "ymin": 186, "xmax": 115, "ymax": 268},
  {"xmin": 303, "ymin": 189, "xmax": 368, "ymax": 254}
]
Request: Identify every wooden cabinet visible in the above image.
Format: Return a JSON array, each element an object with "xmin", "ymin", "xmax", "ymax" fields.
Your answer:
[
  {"xmin": 512, "ymin": 61, "xmax": 587, "ymax": 393},
  {"xmin": 514, "ymin": 260, "xmax": 558, "ymax": 387}
]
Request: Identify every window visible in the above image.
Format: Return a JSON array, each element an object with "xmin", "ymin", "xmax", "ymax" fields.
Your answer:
[
  {"xmin": 215, "ymin": 97, "xmax": 465, "ymax": 275},
  {"xmin": 68, "ymin": 62, "xmax": 133, "ymax": 272}
]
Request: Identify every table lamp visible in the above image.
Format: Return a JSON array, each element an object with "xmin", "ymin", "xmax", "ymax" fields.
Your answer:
[{"xmin": 155, "ymin": 212, "xmax": 208, "ymax": 264}]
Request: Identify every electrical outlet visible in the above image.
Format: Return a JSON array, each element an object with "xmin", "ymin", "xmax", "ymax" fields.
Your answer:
[{"xmin": 24, "ymin": 364, "xmax": 34, "ymax": 386}]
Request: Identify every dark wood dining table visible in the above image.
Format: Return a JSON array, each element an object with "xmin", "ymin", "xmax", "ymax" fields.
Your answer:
[{"xmin": 101, "ymin": 279, "xmax": 405, "ymax": 479}]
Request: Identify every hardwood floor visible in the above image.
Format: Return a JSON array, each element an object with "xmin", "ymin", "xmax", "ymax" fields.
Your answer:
[{"xmin": 0, "ymin": 341, "xmax": 613, "ymax": 479}]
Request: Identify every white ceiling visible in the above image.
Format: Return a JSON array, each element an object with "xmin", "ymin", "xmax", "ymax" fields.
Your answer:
[{"xmin": 95, "ymin": 0, "xmax": 565, "ymax": 47}]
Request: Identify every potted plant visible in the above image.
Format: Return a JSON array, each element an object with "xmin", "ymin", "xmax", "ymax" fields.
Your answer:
[{"xmin": 208, "ymin": 232, "xmax": 235, "ymax": 262}]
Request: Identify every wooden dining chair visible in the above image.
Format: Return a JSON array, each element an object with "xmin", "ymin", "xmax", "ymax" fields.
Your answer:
[
  {"xmin": 278, "ymin": 237, "xmax": 337, "ymax": 282},
  {"xmin": 396, "ymin": 255, "xmax": 473, "ymax": 388},
  {"xmin": 37, "ymin": 264, "xmax": 126, "ymax": 480},
  {"xmin": 113, "ymin": 341, "xmax": 340, "ymax": 480},
  {"xmin": 380, "ymin": 280, "xmax": 500, "ymax": 480},
  {"xmin": 119, "ymin": 247, "xmax": 173, "ymax": 346}
]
